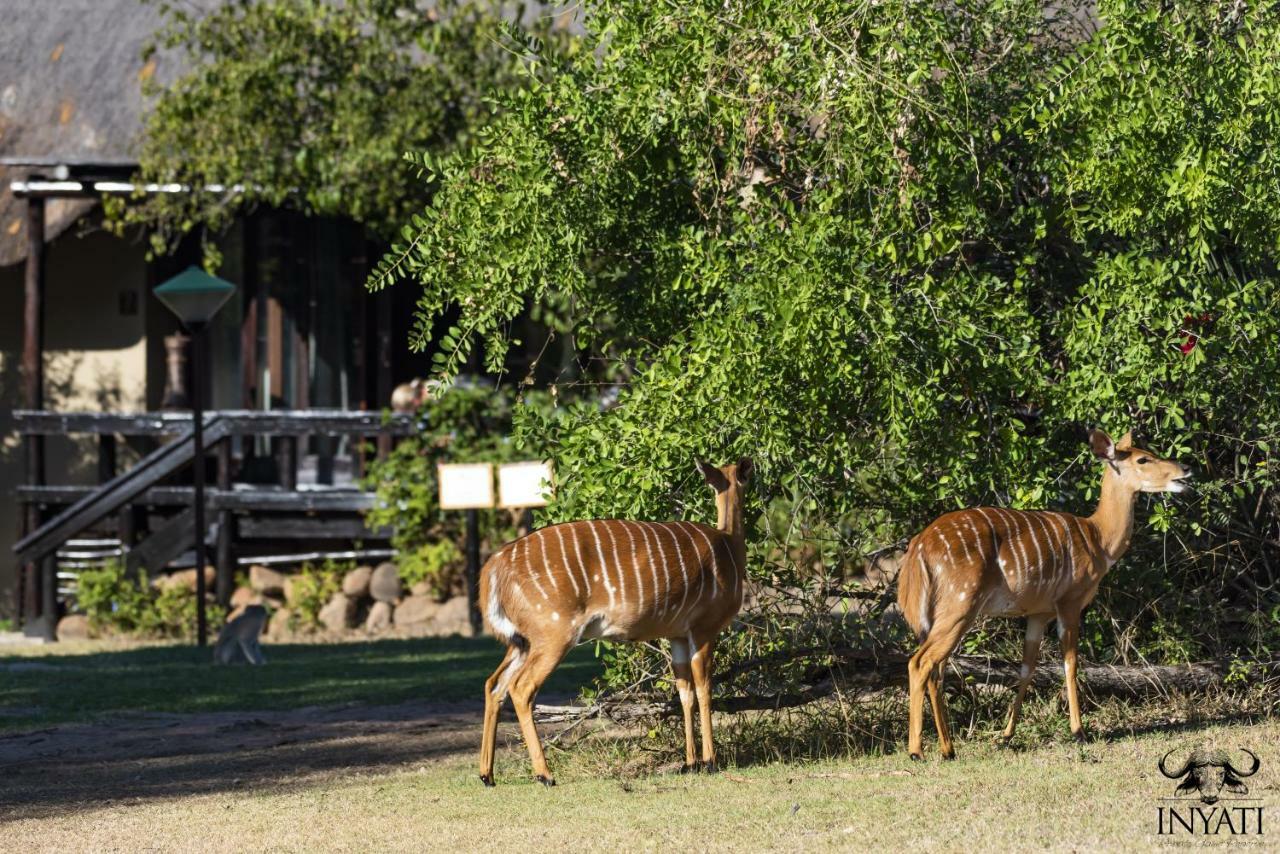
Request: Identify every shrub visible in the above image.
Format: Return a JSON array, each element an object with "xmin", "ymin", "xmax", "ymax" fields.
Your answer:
[
  {"xmin": 286, "ymin": 560, "xmax": 347, "ymax": 631},
  {"xmin": 75, "ymin": 562, "xmax": 225, "ymax": 639},
  {"xmin": 397, "ymin": 539, "xmax": 465, "ymax": 598}
]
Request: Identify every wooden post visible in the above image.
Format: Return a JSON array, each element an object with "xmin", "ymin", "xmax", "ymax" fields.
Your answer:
[
  {"xmin": 375, "ymin": 288, "xmax": 392, "ymax": 409},
  {"xmin": 191, "ymin": 328, "xmax": 209, "ymax": 647},
  {"xmin": 22, "ymin": 195, "xmax": 49, "ymax": 638},
  {"xmin": 464, "ymin": 508, "xmax": 483, "ymax": 635},
  {"xmin": 215, "ymin": 438, "xmax": 234, "ymax": 606},
  {"xmin": 278, "ymin": 435, "xmax": 298, "ymax": 491},
  {"xmin": 22, "ymin": 196, "xmax": 44, "ymax": 432},
  {"xmin": 374, "ymin": 285, "xmax": 393, "ymax": 462},
  {"xmin": 97, "ymin": 434, "xmax": 117, "ymax": 483},
  {"xmin": 117, "ymin": 504, "xmax": 138, "ymax": 553},
  {"xmin": 40, "ymin": 552, "xmax": 56, "ymax": 642}
]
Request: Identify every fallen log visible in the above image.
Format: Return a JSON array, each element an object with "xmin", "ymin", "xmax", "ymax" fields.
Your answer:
[{"xmin": 536, "ymin": 653, "xmax": 1280, "ymax": 724}]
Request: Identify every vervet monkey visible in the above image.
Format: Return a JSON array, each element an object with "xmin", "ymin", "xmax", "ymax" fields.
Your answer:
[{"xmin": 213, "ymin": 605, "xmax": 268, "ymax": 665}]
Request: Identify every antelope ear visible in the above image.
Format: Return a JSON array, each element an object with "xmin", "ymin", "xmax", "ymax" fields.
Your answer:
[
  {"xmin": 1088, "ymin": 427, "xmax": 1116, "ymax": 460},
  {"xmin": 736, "ymin": 457, "xmax": 754, "ymax": 485},
  {"xmin": 1116, "ymin": 430, "xmax": 1134, "ymax": 451},
  {"xmin": 696, "ymin": 460, "xmax": 729, "ymax": 493}
]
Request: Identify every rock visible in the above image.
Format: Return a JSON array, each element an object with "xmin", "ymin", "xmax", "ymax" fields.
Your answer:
[
  {"xmin": 153, "ymin": 566, "xmax": 216, "ymax": 592},
  {"xmin": 365, "ymin": 600, "xmax": 393, "ymax": 633},
  {"xmin": 249, "ymin": 565, "xmax": 288, "ymax": 596},
  {"xmin": 318, "ymin": 593, "xmax": 356, "ymax": 633},
  {"xmin": 409, "ymin": 580, "xmax": 433, "ymax": 598},
  {"xmin": 433, "ymin": 596, "xmax": 475, "ymax": 637},
  {"xmin": 56, "ymin": 614, "xmax": 91, "ymax": 641},
  {"xmin": 392, "ymin": 595, "xmax": 439, "ymax": 626},
  {"xmin": 342, "ymin": 566, "xmax": 374, "ymax": 599},
  {"xmin": 267, "ymin": 607, "xmax": 292, "ymax": 640},
  {"xmin": 369, "ymin": 562, "xmax": 402, "ymax": 603},
  {"xmin": 230, "ymin": 586, "xmax": 260, "ymax": 609}
]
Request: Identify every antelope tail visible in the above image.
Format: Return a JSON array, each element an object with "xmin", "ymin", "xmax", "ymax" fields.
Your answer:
[
  {"xmin": 478, "ymin": 548, "xmax": 525, "ymax": 649},
  {"xmin": 896, "ymin": 535, "xmax": 932, "ymax": 643}
]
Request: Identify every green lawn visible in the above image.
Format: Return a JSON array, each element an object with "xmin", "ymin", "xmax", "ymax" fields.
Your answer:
[{"xmin": 0, "ymin": 636, "xmax": 602, "ymax": 731}]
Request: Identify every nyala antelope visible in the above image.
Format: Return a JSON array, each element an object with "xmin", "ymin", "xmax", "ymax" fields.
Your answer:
[
  {"xmin": 898, "ymin": 428, "xmax": 1190, "ymax": 760},
  {"xmin": 478, "ymin": 458, "xmax": 752, "ymax": 786}
]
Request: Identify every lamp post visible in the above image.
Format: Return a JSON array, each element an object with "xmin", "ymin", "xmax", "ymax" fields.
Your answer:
[{"xmin": 153, "ymin": 266, "xmax": 235, "ymax": 647}]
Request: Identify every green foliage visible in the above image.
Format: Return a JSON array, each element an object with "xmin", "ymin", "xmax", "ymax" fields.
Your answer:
[
  {"xmin": 107, "ymin": 0, "xmax": 575, "ymax": 261},
  {"xmin": 397, "ymin": 539, "xmax": 465, "ymax": 597},
  {"xmin": 366, "ymin": 384, "xmax": 562, "ymax": 593},
  {"xmin": 287, "ymin": 560, "xmax": 347, "ymax": 630},
  {"xmin": 377, "ymin": 0, "xmax": 1280, "ymax": 692},
  {"xmin": 76, "ymin": 562, "xmax": 225, "ymax": 640}
]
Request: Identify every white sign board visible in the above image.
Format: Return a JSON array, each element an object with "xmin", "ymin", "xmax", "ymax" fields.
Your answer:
[
  {"xmin": 438, "ymin": 463, "xmax": 495, "ymax": 509},
  {"xmin": 498, "ymin": 461, "xmax": 554, "ymax": 508}
]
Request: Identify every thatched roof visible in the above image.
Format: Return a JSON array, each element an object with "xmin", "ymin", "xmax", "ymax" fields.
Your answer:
[{"xmin": 0, "ymin": 0, "xmax": 210, "ymax": 267}]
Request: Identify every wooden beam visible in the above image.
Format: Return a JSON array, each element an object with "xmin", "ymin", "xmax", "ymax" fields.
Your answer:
[
  {"xmin": 16, "ymin": 484, "xmax": 379, "ymax": 512},
  {"xmin": 126, "ymin": 507, "xmax": 195, "ymax": 575},
  {"xmin": 237, "ymin": 517, "xmax": 391, "ymax": 539},
  {"xmin": 13, "ymin": 409, "xmax": 415, "ymax": 436}
]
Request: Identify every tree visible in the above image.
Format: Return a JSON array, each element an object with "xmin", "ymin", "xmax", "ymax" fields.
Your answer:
[
  {"xmin": 108, "ymin": 0, "xmax": 575, "ymax": 259},
  {"xmin": 375, "ymin": 0, "xmax": 1280, "ymax": 684}
]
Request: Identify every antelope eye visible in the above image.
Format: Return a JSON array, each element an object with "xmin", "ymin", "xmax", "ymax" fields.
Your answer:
[{"xmin": 1137, "ymin": 457, "xmax": 1150, "ymax": 465}]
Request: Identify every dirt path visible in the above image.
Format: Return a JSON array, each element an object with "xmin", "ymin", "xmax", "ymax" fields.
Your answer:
[{"xmin": 0, "ymin": 699, "xmax": 494, "ymax": 821}]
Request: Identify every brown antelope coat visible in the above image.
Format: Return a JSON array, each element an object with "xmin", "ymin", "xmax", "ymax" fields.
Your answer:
[
  {"xmin": 478, "ymin": 459, "xmax": 752, "ymax": 785},
  {"xmin": 897, "ymin": 429, "xmax": 1190, "ymax": 760}
]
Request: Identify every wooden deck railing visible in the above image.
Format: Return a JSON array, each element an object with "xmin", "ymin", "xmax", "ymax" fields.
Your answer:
[{"xmin": 13, "ymin": 409, "xmax": 416, "ymax": 633}]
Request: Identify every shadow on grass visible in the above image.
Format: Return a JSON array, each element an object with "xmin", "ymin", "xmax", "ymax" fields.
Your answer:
[
  {"xmin": 1097, "ymin": 710, "xmax": 1277, "ymax": 743},
  {"xmin": 0, "ymin": 636, "xmax": 602, "ymax": 731},
  {"xmin": 0, "ymin": 636, "xmax": 602, "ymax": 820}
]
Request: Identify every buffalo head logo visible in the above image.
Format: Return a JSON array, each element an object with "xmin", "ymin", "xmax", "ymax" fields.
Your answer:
[{"xmin": 1159, "ymin": 746, "xmax": 1260, "ymax": 804}]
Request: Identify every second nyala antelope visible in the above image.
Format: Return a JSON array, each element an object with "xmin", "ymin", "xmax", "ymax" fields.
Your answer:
[
  {"xmin": 898, "ymin": 428, "xmax": 1191, "ymax": 760},
  {"xmin": 478, "ymin": 458, "xmax": 752, "ymax": 786}
]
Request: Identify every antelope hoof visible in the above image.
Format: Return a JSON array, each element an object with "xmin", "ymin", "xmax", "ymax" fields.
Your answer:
[
  {"xmin": 479, "ymin": 774, "xmax": 495, "ymax": 788},
  {"xmin": 703, "ymin": 761, "xmax": 719, "ymax": 775},
  {"xmin": 1072, "ymin": 729, "xmax": 1087, "ymax": 744},
  {"xmin": 536, "ymin": 774, "xmax": 556, "ymax": 787},
  {"xmin": 941, "ymin": 750, "xmax": 956, "ymax": 761},
  {"xmin": 909, "ymin": 752, "xmax": 924, "ymax": 762},
  {"xmin": 680, "ymin": 763, "xmax": 698, "ymax": 775}
]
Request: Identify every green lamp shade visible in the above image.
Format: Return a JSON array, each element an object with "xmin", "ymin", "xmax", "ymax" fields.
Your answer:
[{"xmin": 153, "ymin": 266, "xmax": 236, "ymax": 326}]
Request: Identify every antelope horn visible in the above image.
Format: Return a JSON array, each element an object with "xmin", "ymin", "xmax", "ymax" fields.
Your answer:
[
  {"xmin": 1159, "ymin": 747, "xmax": 1192, "ymax": 779},
  {"xmin": 1225, "ymin": 747, "xmax": 1260, "ymax": 778}
]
